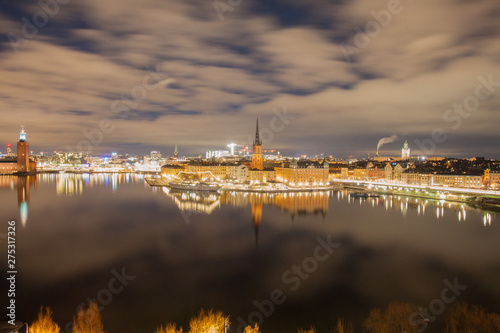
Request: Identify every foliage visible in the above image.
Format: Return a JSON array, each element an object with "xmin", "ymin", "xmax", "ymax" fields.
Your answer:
[
  {"xmin": 188, "ymin": 309, "xmax": 229, "ymax": 333},
  {"xmin": 30, "ymin": 306, "xmax": 60, "ymax": 333},
  {"xmin": 297, "ymin": 326, "xmax": 316, "ymax": 333},
  {"xmin": 155, "ymin": 323, "xmax": 183, "ymax": 333},
  {"xmin": 72, "ymin": 301, "xmax": 105, "ymax": 333},
  {"xmin": 444, "ymin": 302, "xmax": 500, "ymax": 333},
  {"xmin": 363, "ymin": 302, "xmax": 420, "ymax": 333},
  {"xmin": 243, "ymin": 323, "xmax": 261, "ymax": 333},
  {"xmin": 334, "ymin": 318, "xmax": 354, "ymax": 333}
]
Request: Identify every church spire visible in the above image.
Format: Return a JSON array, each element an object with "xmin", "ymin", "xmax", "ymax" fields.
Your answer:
[{"xmin": 254, "ymin": 118, "xmax": 261, "ymax": 145}]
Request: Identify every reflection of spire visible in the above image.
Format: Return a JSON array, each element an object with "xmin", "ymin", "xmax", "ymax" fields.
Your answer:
[
  {"xmin": 20, "ymin": 201, "xmax": 28, "ymax": 227},
  {"xmin": 17, "ymin": 176, "xmax": 33, "ymax": 227},
  {"xmin": 251, "ymin": 202, "xmax": 262, "ymax": 248}
]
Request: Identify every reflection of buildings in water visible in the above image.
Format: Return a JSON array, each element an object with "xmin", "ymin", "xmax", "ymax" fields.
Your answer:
[
  {"xmin": 163, "ymin": 190, "xmax": 331, "ymax": 246},
  {"xmin": 251, "ymin": 202, "xmax": 262, "ymax": 247},
  {"xmin": 57, "ymin": 173, "xmax": 84, "ymax": 196},
  {"xmin": 220, "ymin": 191, "xmax": 329, "ymax": 218},
  {"xmin": 55, "ymin": 173, "xmax": 145, "ymax": 195},
  {"xmin": 17, "ymin": 176, "xmax": 35, "ymax": 227},
  {"xmin": 0, "ymin": 175, "xmax": 36, "ymax": 227},
  {"xmin": 165, "ymin": 188, "xmax": 221, "ymax": 214},
  {"xmin": 342, "ymin": 190, "xmax": 497, "ymax": 224},
  {"xmin": 275, "ymin": 192, "xmax": 329, "ymax": 219}
]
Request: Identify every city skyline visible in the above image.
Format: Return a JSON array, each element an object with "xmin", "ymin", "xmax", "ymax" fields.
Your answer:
[
  {"xmin": 1, "ymin": 124, "xmax": 499, "ymax": 160},
  {"xmin": 1, "ymin": 1, "xmax": 499, "ymax": 158}
]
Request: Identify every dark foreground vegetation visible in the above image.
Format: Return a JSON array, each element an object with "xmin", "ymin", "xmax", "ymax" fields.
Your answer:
[{"xmin": 28, "ymin": 301, "xmax": 500, "ymax": 333}]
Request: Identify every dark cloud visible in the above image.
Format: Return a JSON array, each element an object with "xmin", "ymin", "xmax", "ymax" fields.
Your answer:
[{"xmin": 0, "ymin": 0, "xmax": 499, "ymax": 157}]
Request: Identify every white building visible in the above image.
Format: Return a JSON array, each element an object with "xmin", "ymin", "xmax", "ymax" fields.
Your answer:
[
  {"xmin": 206, "ymin": 150, "xmax": 230, "ymax": 158},
  {"xmin": 402, "ymin": 140, "xmax": 410, "ymax": 159},
  {"xmin": 230, "ymin": 164, "xmax": 249, "ymax": 183}
]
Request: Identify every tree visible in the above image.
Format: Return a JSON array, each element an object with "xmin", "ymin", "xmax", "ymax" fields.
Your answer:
[
  {"xmin": 243, "ymin": 323, "xmax": 260, "ymax": 333},
  {"xmin": 72, "ymin": 301, "xmax": 105, "ymax": 333},
  {"xmin": 363, "ymin": 302, "xmax": 420, "ymax": 333},
  {"xmin": 297, "ymin": 326, "xmax": 316, "ymax": 333},
  {"xmin": 155, "ymin": 323, "xmax": 183, "ymax": 333},
  {"xmin": 334, "ymin": 318, "xmax": 354, "ymax": 333},
  {"xmin": 188, "ymin": 309, "xmax": 229, "ymax": 333},
  {"xmin": 444, "ymin": 302, "xmax": 500, "ymax": 332},
  {"xmin": 30, "ymin": 306, "xmax": 60, "ymax": 333}
]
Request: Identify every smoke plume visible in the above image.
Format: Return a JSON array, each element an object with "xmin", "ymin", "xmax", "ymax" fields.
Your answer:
[{"xmin": 377, "ymin": 135, "xmax": 398, "ymax": 151}]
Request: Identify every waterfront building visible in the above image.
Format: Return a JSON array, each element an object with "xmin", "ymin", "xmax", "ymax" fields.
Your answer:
[
  {"xmin": 230, "ymin": 164, "xmax": 249, "ymax": 183},
  {"xmin": 161, "ymin": 164, "xmax": 187, "ymax": 178},
  {"xmin": 353, "ymin": 168, "xmax": 367, "ymax": 180},
  {"xmin": 432, "ymin": 174, "xmax": 483, "ymax": 188},
  {"xmin": 487, "ymin": 171, "xmax": 500, "ymax": 189},
  {"xmin": 401, "ymin": 172, "xmax": 433, "ymax": 186},
  {"xmin": 366, "ymin": 165, "xmax": 385, "ymax": 180},
  {"xmin": 385, "ymin": 163, "xmax": 404, "ymax": 182},
  {"xmin": 187, "ymin": 162, "xmax": 235, "ymax": 180},
  {"xmin": 248, "ymin": 168, "xmax": 277, "ymax": 183},
  {"xmin": 0, "ymin": 159, "xmax": 17, "ymax": 174},
  {"xmin": 276, "ymin": 159, "xmax": 329, "ymax": 187},
  {"xmin": 17, "ymin": 126, "xmax": 32, "ymax": 172}
]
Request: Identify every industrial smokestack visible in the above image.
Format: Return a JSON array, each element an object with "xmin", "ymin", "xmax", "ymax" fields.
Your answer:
[{"xmin": 376, "ymin": 135, "xmax": 398, "ymax": 155}]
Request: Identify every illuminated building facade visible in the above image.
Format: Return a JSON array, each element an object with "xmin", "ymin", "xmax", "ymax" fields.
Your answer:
[
  {"xmin": 206, "ymin": 150, "xmax": 230, "ymax": 158},
  {"xmin": 366, "ymin": 166, "xmax": 385, "ymax": 180},
  {"xmin": 385, "ymin": 163, "xmax": 404, "ymax": 181},
  {"xmin": 248, "ymin": 168, "xmax": 277, "ymax": 183},
  {"xmin": 487, "ymin": 171, "xmax": 500, "ymax": 189},
  {"xmin": 402, "ymin": 140, "xmax": 411, "ymax": 159},
  {"xmin": 186, "ymin": 162, "xmax": 234, "ymax": 180},
  {"xmin": 17, "ymin": 126, "xmax": 31, "ymax": 172},
  {"xmin": 276, "ymin": 159, "xmax": 329, "ymax": 187},
  {"xmin": 230, "ymin": 164, "xmax": 249, "ymax": 183},
  {"xmin": 0, "ymin": 160, "xmax": 17, "ymax": 174},
  {"xmin": 6, "ymin": 144, "xmax": 14, "ymax": 156},
  {"xmin": 150, "ymin": 151, "xmax": 162, "ymax": 160},
  {"xmin": 251, "ymin": 119, "xmax": 263, "ymax": 170},
  {"xmin": 161, "ymin": 164, "xmax": 187, "ymax": 178},
  {"xmin": 432, "ymin": 174, "xmax": 482, "ymax": 188},
  {"xmin": 401, "ymin": 172, "xmax": 433, "ymax": 186}
]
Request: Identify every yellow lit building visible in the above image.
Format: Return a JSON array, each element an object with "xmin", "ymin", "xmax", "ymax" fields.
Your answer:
[
  {"xmin": 251, "ymin": 119, "xmax": 263, "ymax": 170},
  {"xmin": 160, "ymin": 164, "xmax": 187, "ymax": 178},
  {"xmin": 276, "ymin": 159, "xmax": 329, "ymax": 187}
]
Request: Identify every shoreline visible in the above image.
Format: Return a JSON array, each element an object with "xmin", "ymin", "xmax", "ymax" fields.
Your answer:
[{"xmin": 342, "ymin": 184, "xmax": 500, "ymax": 211}]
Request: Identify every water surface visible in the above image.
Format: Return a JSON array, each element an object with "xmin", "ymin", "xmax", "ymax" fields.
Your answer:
[{"xmin": 0, "ymin": 173, "xmax": 499, "ymax": 333}]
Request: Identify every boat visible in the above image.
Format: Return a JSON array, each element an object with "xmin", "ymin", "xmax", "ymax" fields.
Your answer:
[
  {"xmin": 168, "ymin": 181, "xmax": 222, "ymax": 192},
  {"xmin": 350, "ymin": 193, "xmax": 369, "ymax": 198}
]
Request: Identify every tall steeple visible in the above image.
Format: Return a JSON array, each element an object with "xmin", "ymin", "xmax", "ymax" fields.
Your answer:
[
  {"xmin": 17, "ymin": 125, "xmax": 30, "ymax": 172},
  {"xmin": 254, "ymin": 118, "xmax": 261, "ymax": 145},
  {"xmin": 174, "ymin": 144, "xmax": 178, "ymax": 159},
  {"xmin": 251, "ymin": 118, "xmax": 263, "ymax": 170}
]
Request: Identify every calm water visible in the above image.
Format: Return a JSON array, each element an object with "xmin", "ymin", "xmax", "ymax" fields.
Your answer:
[{"xmin": 1, "ymin": 173, "xmax": 499, "ymax": 333}]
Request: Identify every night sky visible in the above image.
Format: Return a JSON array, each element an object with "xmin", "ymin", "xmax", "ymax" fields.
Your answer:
[{"xmin": 0, "ymin": 0, "xmax": 499, "ymax": 158}]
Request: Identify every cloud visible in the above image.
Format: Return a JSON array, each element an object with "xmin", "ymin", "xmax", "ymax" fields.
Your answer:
[{"xmin": 0, "ymin": 0, "xmax": 499, "ymax": 157}]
